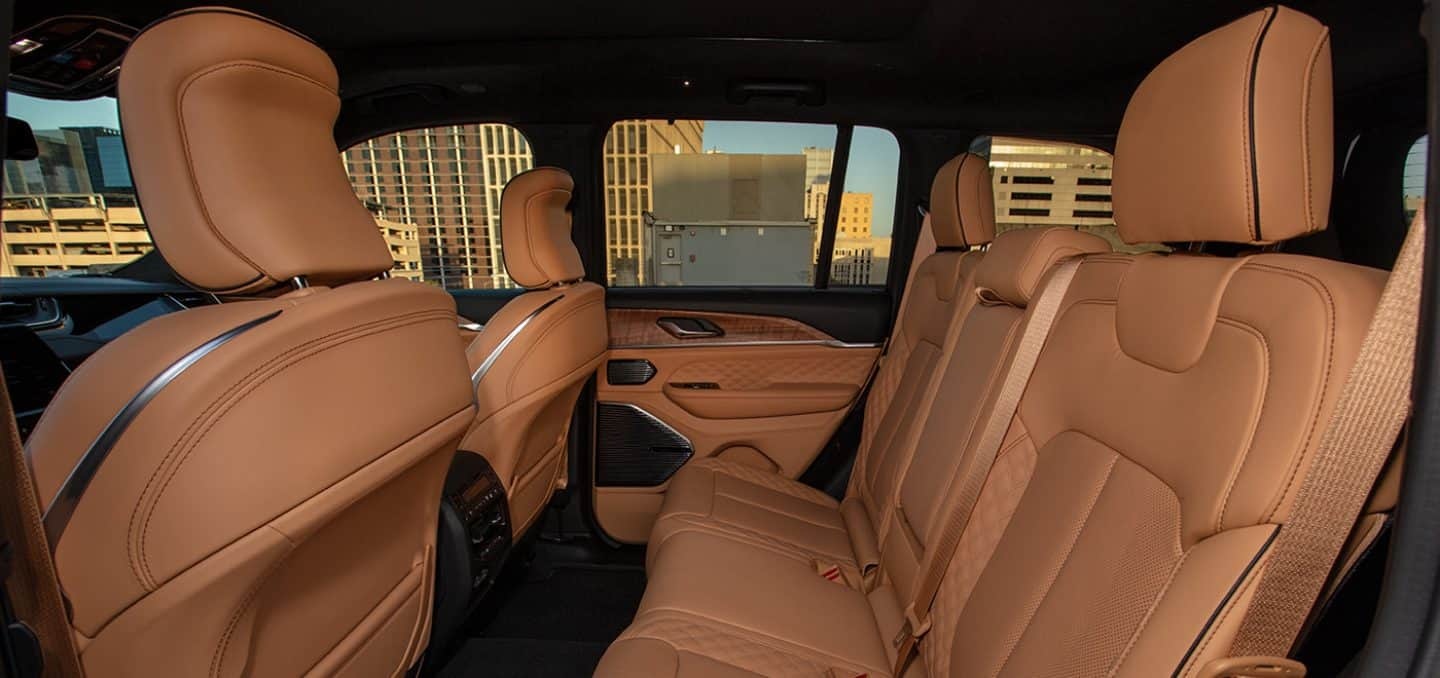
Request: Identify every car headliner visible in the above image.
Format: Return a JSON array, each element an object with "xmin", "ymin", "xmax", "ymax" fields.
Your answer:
[{"xmin": 15, "ymin": 1, "xmax": 1427, "ymax": 143}]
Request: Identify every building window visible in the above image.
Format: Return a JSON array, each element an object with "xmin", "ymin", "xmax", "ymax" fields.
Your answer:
[
  {"xmin": 829, "ymin": 126, "xmax": 899, "ymax": 287},
  {"xmin": 971, "ymin": 135, "xmax": 1162, "ymax": 253},
  {"xmin": 341, "ymin": 123, "xmax": 534, "ymax": 289},
  {"xmin": 3, "ymin": 93, "xmax": 146, "ymax": 277},
  {"xmin": 602, "ymin": 120, "xmax": 837, "ymax": 287},
  {"xmin": 1403, "ymin": 135, "xmax": 1427, "ymax": 225}
]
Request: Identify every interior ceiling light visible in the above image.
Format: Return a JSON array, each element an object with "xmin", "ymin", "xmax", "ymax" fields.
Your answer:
[{"xmin": 10, "ymin": 38, "xmax": 43, "ymax": 55}]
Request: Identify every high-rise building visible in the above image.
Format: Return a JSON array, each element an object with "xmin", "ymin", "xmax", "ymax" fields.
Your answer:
[
  {"xmin": 977, "ymin": 136, "xmax": 1129, "ymax": 249},
  {"xmin": 0, "ymin": 193, "xmax": 151, "ymax": 277},
  {"xmin": 803, "ymin": 147, "xmax": 834, "ymax": 188},
  {"xmin": 603, "ymin": 120, "xmax": 704, "ymax": 285},
  {"xmin": 342, "ymin": 124, "xmax": 535, "ymax": 289}
]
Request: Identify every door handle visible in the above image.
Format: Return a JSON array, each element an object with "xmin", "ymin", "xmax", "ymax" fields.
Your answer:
[{"xmin": 657, "ymin": 317, "xmax": 724, "ymax": 339}]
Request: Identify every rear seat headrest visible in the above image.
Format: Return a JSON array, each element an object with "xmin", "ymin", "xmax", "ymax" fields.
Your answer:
[
  {"xmin": 501, "ymin": 167, "xmax": 585, "ymax": 289},
  {"xmin": 930, "ymin": 152, "xmax": 996, "ymax": 249},
  {"xmin": 1114, "ymin": 6, "xmax": 1332, "ymax": 245},
  {"xmin": 119, "ymin": 9, "xmax": 394, "ymax": 294},
  {"xmin": 973, "ymin": 228, "xmax": 1111, "ymax": 306}
]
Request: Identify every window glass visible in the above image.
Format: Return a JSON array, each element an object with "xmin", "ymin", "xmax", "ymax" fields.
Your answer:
[
  {"xmin": 970, "ymin": 135, "xmax": 1160, "ymax": 253},
  {"xmin": 341, "ymin": 124, "xmax": 534, "ymax": 289},
  {"xmin": 1404, "ymin": 134, "xmax": 1427, "ymax": 224},
  {"xmin": 829, "ymin": 127, "xmax": 899, "ymax": 287},
  {"xmin": 603, "ymin": 120, "xmax": 836, "ymax": 287},
  {"xmin": 3, "ymin": 93, "xmax": 147, "ymax": 278}
]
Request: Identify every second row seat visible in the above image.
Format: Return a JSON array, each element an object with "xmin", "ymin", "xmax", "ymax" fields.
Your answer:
[{"xmin": 598, "ymin": 6, "xmax": 1398, "ymax": 677}]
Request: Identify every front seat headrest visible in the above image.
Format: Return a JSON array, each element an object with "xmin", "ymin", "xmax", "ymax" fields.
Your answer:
[
  {"xmin": 1114, "ymin": 6, "xmax": 1332, "ymax": 245},
  {"xmin": 929, "ymin": 152, "xmax": 996, "ymax": 249},
  {"xmin": 501, "ymin": 167, "xmax": 584, "ymax": 289},
  {"xmin": 119, "ymin": 9, "xmax": 394, "ymax": 294}
]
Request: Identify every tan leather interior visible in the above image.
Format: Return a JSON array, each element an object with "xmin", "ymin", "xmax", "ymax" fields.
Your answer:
[
  {"xmin": 118, "ymin": 9, "xmax": 395, "ymax": 294},
  {"xmin": 24, "ymin": 9, "xmax": 476, "ymax": 675},
  {"xmin": 596, "ymin": 7, "xmax": 1402, "ymax": 677},
  {"xmin": 928, "ymin": 152, "xmax": 996, "ymax": 249},
  {"xmin": 499, "ymin": 167, "xmax": 587, "ymax": 289},
  {"xmin": 1113, "ymin": 6, "xmax": 1332, "ymax": 245},
  {"xmin": 594, "ymin": 342, "xmax": 881, "ymax": 543},
  {"xmin": 460, "ymin": 166, "xmax": 608, "ymax": 538},
  {"xmin": 593, "ymin": 150, "xmax": 1001, "ymax": 546}
]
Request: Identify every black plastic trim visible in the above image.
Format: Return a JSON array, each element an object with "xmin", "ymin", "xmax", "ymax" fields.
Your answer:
[
  {"xmin": 1247, "ymin": 7, "xmax": 1278, "ymax": 242},
  {"xmin": 1171, "ymin": 526, "xmax": 1280, "ymax": 677}
]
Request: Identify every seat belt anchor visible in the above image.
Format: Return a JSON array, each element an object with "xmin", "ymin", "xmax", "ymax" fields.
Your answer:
[
  {"xmin": 892, "ymin": 605, "xmax": 933, "ymax": 648},
  {"xmin": 1197, "ymin": 656, "xmax": 1306, "ymax": 678}
]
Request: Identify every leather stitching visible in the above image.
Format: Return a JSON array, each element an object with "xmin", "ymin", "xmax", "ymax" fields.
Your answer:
[
  {"xmin": 1211, "ymin": 317, "xmax": 1271, "ymax": 534},
  {"xmin": 1108, "ymin": 550, "xmax": 1191, "ymax": 678},
  {"xmin": 1241, "ymin": 9, "xmax": 1272, "ymax": 241},
  {"xmin": 1241, "ymin": 264, "xmax": 1337, "ymax": 525},
  {"xmin": 1300, "ymin": 31, "xmax": 1330, "ymax": 234},
  {"xmin": 210, "ymin": 528, "xmax": 292, "ymax": 678},
  {"xmin": 128, "ymin": 308, "xmax": 453, "ymax": 587},
  {"xmin": 991, "ymin": 452, "xmax": 1118, "ymax": 678},
  {"xmin": 175, "ymin": 61, "xmax": 335, "ymax": 289},
  {"xmin": 1181, "ymin": 555, "xmax": 1266, "ymax": 677}
]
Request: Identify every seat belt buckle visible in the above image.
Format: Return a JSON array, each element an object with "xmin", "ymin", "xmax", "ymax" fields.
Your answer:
[{"xmin": 1197, "ymin": 656, "xmax": 1306, "ymax": 678}]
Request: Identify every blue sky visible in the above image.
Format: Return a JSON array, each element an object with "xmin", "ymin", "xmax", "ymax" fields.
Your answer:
[
  {"xmin": 9, "ymin": 92, "xmax": 119, "ymax": 128},
  {"xmin": 10, "ymin": 95, "xmax": 900, "ymax": 235},
  {"xmin": 703, "ymin": 121, "xmax": 899, "ymax": 236}
]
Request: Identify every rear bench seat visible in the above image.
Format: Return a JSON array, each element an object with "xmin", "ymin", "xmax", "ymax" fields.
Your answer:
[
  {"xmin": 599, "ymin": 7, "xmax": 1399, "ymax": 677},
  {"xmin": 646, "ymin": 151, "xmax": 1014, "ymax": 582}
]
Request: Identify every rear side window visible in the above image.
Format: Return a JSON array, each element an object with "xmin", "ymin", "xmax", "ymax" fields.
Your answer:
[
  {"xmin": 1404, "ymin": 135, "xmax": 1427, "ymax": 224},
  {"xmin": 341, "ymin": 124, "xmax": 535, "ymax": 289},
  {"xmin": 970, "ymin": 135, "xmax": 1159, "ymax": 253},
  {"xmin": 3, "ymin": 93, "xmax": 148, "ymax": 278},
  {"xmin": 603, "ymin": 120, "xmax": 901, "ymax": 288}
]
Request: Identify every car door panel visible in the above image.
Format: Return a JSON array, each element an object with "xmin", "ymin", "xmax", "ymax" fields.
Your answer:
[{"xmin": 593, "ymin": 304, "xmax": 882, "ymax": 543}]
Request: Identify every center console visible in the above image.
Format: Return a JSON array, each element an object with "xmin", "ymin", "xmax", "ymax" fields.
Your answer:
[{"xmin": 431, "ymin": 451, "xmax": 512, "ymax": 651}]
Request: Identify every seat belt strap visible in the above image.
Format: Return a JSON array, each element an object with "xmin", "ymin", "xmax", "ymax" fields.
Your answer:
[
  {"xmin": 892, "ymin": 256, "xmax": 1082, "ymax": 676},
  {"xmin": 1214, "ymin": 213, "xmax": 1425, "ymax": 671},
  {"xmin": 0, "ymin": 367, "xmax": 84, "ymax": 677}
]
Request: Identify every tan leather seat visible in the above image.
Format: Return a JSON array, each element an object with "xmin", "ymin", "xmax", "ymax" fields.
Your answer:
[
  {"xmin": 22, "ymin": 9, "xmax": 476, "ymax": 675},
  {"xmin": 643, "ymin": 152, "xmax": 1009, "ymax": 580},
  {"xmin": 598, "ymin": 7, "xmax": 1396, "ymax": 677},
  {"xmin": 460, "ymin": 167, "xmax": 607, "ymax": 538}
]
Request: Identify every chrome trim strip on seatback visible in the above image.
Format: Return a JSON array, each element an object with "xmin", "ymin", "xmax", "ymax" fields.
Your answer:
[
  {"xmin": 610, "ymin": 339, "xmax": 882, "ymax": 350},
  {"xmin": 40, "ymin": 310, "xmax": 282, "ymax": 548},
  {"xmin": 470, "ymin": 295, "xmax": 563, "ymax": 390}
]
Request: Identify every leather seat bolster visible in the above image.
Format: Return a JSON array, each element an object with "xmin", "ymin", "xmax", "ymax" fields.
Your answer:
[{"xmin": 972, "ymin": 227, "xmax": 1111, "ymax": 306}]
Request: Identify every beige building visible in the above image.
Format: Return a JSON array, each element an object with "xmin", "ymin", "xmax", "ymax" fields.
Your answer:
[
  {"xmin": 980, "ymin": 136, "xmax": 1140, "ymax": 251},
  {"xmin": 604, "ymin": 120, "xmax": 705, "ymax": 285},
  {"xmin": 342, "ymin": 124, "xmax": 535, "ymax": 289},
  {"xmin": 831, "ymin": 235, "xmax": 891, "ymax": 286},
  {"xmin": 1, "ymin": 193, "xmax": 423, "ymax": 281},
  {"xmin": 0, "ymin": 194, "xmax": 150, "ymax": 277}
]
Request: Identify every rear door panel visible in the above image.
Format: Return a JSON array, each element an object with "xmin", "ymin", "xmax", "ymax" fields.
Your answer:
[{"xmin": 592, "ymin": 293, "xmax": 886, "ymax": 543}]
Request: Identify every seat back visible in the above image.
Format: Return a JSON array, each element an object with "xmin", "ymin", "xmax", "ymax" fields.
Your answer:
[
  {"xmin": 460, "ymin": 167, "xmax": 608, "ymax": 537},
  {"xmin": 849, "ymin": 152, "xmax": 996, "ymax": 529},
  {"xmin": 23, "ymin": 10, "xmax": 476, "ymax": 675},
  {"xmin": 919, "ymin": 8, "xmax": 1390, "ymax": 676}
]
